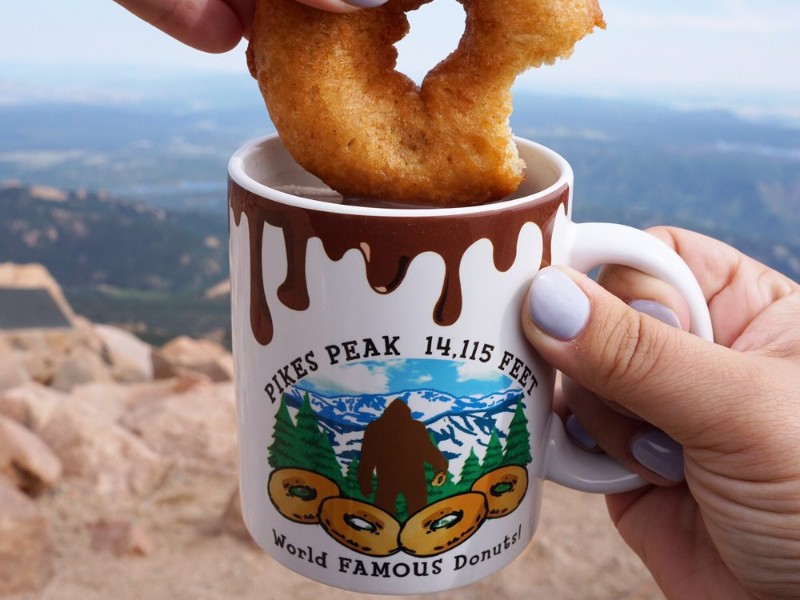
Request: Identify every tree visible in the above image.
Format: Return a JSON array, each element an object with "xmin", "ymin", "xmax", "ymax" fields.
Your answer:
[
  {"xmin": 503, "ymin": 399, "xmax": 532, "ymax": 467},
  {"xmin": 481, "ymin": 428, "xmax": 504, "ymax": 474},
  {"xmin": 267, "ymin": 394, "xmax": 297, "ymax": 469},
  {"xmin": 294, "ymin": 392, "xmax": 344, "ymax": 485},
  {"xmin": 457, "ymin": 447, "xmax": 482, "ymax": 491}
]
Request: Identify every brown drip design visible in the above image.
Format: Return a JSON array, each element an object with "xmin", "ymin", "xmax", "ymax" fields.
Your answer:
[{"xmin": 229, "ymin": 182, "xmax": 569, "ymax": 346}]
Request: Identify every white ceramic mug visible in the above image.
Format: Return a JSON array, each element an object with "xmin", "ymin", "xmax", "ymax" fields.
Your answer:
[{"xmin": 228, "ymin": 134, "xmax": 713, "ymax": 594}]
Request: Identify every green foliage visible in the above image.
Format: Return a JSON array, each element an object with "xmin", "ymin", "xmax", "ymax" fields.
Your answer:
[
  {"xmin": 267, "ymin": 396, "xmax": 296, "ymax": 470},
  {"xmin": 503, "ymin": 399, "xmax": 532, "ymax": 467},
  {"xmin": 481, "ymin": 429, "xmax": 505, "ymax": 475},
  {"xmin": 457, "ymin": 448, "xmax": 482, "ymax": 492},
  {"xmin": 425, "ymin": 462, "xmax": 457, "ymax": 502},
  {"xmin": 266, "ymin": 392, "xmax": 345, "ymax": 488},
  {"xmin": 394, "ymin": 494, "xmax": 408, "ymax": 524},
  {"xmin": 342, "ymin": 457, "xmax": 373, "ymax": 503}
]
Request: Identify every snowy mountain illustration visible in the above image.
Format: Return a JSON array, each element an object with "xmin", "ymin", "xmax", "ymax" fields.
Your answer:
[{"xmin": 281, "ymin": 383, "xmax": 525, "ymax": 472}]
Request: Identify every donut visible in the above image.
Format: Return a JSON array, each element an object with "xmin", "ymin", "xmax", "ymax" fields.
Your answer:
[
  {"xmin": 431, "ymin": 471, "xmax": 447, "ymax": 487},
  {"xmin": 247, "ymin": 0, "xmax": 605, "ymax": 207},
  {"xmin": 267, "ymin": 468, "xmax": 340, "ymax": 524},
  {"xmin": 399, "ymin": 492, "xmax": 488, "ymax": 556},
  {"xmin": 471, "ymin": 465, "xmax": 528, "ymax": 518},
  {"xmin": 319, "ymin": 498, "xmax": 402, "ymax": 556}
]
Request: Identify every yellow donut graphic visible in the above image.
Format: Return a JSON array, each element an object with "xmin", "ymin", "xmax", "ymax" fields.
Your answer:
[
  {"xmin": 319, "ymin": 497, "xmax": 402, "ymax": 557},
  {"xmin": 268, "ymin": 468, "xmax": 340, "ymax": 524},
  {"xmin": 471, "ymin": 465, "xmax": 528, "ymax": 518},
  {"xmin": 399, "ymin": 492, "xmax": 488, "ymax": 557}
]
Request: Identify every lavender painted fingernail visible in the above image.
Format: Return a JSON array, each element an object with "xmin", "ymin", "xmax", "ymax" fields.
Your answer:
[
  {"xmin": 631, "ymin": 430, "xmax": 685, "ymax": 482},
  {"xmin": 343, "ymin": 0, "xmax": 387, "ymax": 7},
  {"xmin": 566, "ymin": 415, "xmax": 600, "ymax": 452},
  {"xmin": 528, "ymin": 267, "xmax": 590, "ymax": 341},
  {"xmin": 629, "ymin": 299, "xmax": 682, "ymax": 329}
]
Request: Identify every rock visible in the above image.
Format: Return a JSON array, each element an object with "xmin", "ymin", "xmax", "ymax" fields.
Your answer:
[
  {"xmin": 0, "ymin": 476, "xmax": 55, "ymax": 594},
  {"xmin": 152, "ymin": 336, "xmax": 233, "ymax": 382},
  {"xmin": 5, "ymin": 316, "xmax": 107, "ymax": 386},
  {"xmin": 0, "ymin": 381, "xmax": 67, "ymax": 433},
  {"xmin": 50, "ymin": 345, "xmax": 113, "ymax": 392},
  {"xmin": 95, "ymin": 324, "xmax": 154, "ymax": 383},
  {"xmin": 88, "ymin": 519, "xmax": 154, "ymax": 557},
  {"xmin": 28, "ymin": 185, "xmax": 68, "ymax": 203},
  {"xmin": 220, "ymin": 487, "xmax": 256, "ymax": 546},
  {"xmin": 0, "ymin": 415, "xmax": 62, "ymax": 496},
  {"xmin": 0, "ymin": 342, "xmax": 30, "ymax": 392},
  {"xmin": 41, "ymin": 398, "xmax": 173, "ymax": 498},
  {"xmin": 204, "ymin": 279, "xmax": 230, "ymax": 299},
  {"xmin": 123, "ymin": 382, "xmax": 237, "ymax": 474}
]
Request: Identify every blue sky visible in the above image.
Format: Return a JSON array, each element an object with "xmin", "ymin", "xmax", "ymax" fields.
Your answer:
[
  {"xmin": 2, "ymin": 1, "xmax": 799, "ymax": 107},
  {"xmin": 299, "ymin": 358, "xmax": 514, "ymax": 398}
]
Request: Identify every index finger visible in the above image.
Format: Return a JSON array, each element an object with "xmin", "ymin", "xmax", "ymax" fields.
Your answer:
[{"xmin": 114, "ymin": 0, "xmax": 247, "ymax": 52}]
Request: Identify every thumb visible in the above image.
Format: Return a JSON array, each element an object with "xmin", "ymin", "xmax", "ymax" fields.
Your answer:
[{"xmin": 522, "ymin": 266, "xmax": 751, "ymax": 447}]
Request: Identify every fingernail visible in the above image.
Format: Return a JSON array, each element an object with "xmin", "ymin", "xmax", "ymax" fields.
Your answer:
[
  {"xmin": 343, "ymin": 0, "xmax": 387, "ymax": 7},
  {"xmin": 629, "ymin": 299, "xmax": 682, "ymax": 329},
  {"xmin": 566, "ymin": 415, "xmax": 601, "ymax": 452},
  {"xmin": 631, "ymin": 430, "xmax": 685, "ymax": 482},
  {"xmin": 528, "ymin": 267, "xmax": 590, "ymax": 341}
]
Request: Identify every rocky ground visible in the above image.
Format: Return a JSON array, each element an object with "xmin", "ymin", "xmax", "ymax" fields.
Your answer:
[{"xmin": 0, "ymin": 264, "xmax": 665, "ymax": 599}]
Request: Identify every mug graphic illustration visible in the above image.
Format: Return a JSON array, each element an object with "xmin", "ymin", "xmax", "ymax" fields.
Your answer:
[{"xmin": 228, "ymin": 134, "xmax": 713, "ymax": 594}]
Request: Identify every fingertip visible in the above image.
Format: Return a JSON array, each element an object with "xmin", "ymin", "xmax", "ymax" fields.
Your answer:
[
  {"xmin": 526, "ymin": 266, "xmax": 590, "ymax": 342},
  {"xmin": 630, "ymin": 430, "xmax": 686, "ymax": 484},
  {"xmin": 628, "ymin": 299, "xmax": 683, "ymax": 330}
]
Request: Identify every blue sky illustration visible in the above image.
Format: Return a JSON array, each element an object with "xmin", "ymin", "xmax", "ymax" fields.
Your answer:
[{"xmin": 299, "ymin": 358, "xmax": 514, "ymax": 399}]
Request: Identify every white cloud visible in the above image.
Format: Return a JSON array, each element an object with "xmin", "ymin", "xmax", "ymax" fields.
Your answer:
[
  {"xmin": 456, "ymin": 362, "xmax": 503, "ymax": 383},
  {"xmin": 310, "ymin": 363, "xmax": 389, "ymax": 395}
]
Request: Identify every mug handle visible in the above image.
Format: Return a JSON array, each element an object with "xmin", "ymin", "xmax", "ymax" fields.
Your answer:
[{"xmin": 542, "ymin": 208, "xmax": 714, "ymax": 493}]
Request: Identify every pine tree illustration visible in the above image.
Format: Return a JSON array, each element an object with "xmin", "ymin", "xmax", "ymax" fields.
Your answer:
[
  {"xmin": 267, "ymin": 394, "xmax": 297, "ymax": 469},
  {"xmin": 314, "ymin": 426, "xmax": 345, "ymax": 486},
  {"xmin": 294, "ymin": 392, "xmax": 344, "ymax": 485},
  {"xmin": 503, "ymin": 398, "xmax": 532, "ymax": 466},
  {"xmin": 481, "ymin": 428, "xmax": 505, "ymax": 474},
  {"xmin": 457, "ymin": 447, "xmax": 482, "ymax": 491}
]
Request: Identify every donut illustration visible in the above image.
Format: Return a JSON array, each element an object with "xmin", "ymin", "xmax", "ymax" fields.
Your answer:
[
  {"xmin": 399, "ymin": 492, "xmax": 488, "ymax": 557},
  {"xmin": 319, "ymin": 497, "xmax": 402, "ymax": 557},
  {"xmin": 267, "ymin": 468, "xmax": 340, "ymax": 524},
  {"xmin": 471, "ymin": 465, "xmax": 529, "ymax": 518}
]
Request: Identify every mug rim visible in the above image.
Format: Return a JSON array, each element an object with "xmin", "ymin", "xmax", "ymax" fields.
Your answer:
[{"xmin": 228, "ymin": 133, "xmax": 573, "ymax": 217}]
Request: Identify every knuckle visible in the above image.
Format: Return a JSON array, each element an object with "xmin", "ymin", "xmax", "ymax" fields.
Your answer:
[{"xmin": 592, "ymin": 310, "xmax": 666, "ymax": 396}]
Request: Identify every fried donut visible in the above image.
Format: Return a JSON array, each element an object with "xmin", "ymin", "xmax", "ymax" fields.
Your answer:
[
  {"xmin": 247, "ymin": 0, "xmax": 604, "ymax": 207},
  {"xmin": 471, "ymin": 465, "xmax": 528, "ymax": 518},
  {"xmin": 399, "ymin": 492, "xmax": 488, "ymax": 556},
  {"xmin": 267, "ymin": 468, "xmax": 340, "ymax": 524},
  {"xmin": 319, "ymin": 498, "xmax": 402, "ymax": 556}
]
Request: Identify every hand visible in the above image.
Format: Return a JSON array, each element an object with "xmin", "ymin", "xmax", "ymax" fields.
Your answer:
[
  {"xmin": 522, "ymin": 227, "xmax": 800, "ymax": 600},
  {"xmin": 114, "ymin": 0, "xmax": 384, "ymax": 53}
]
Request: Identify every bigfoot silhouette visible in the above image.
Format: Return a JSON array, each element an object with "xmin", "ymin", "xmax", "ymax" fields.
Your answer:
[{"xmin": 358, "ymin": 399, "xmax": 448, "ymax": 517}]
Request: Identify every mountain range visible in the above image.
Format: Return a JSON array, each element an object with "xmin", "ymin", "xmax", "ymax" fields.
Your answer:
[
  {"xmin": 284, "ymin": 384, "xmax": 525, "ymax": 469},
  {"xmin": 1, "ymin": 83, "xmax": 798, "ymax": 344}
]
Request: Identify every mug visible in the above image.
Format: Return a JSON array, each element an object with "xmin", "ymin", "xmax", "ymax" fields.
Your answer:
[{"xmin": 228, "ymin": 134, "xmax": 713, "ymax": 594}]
